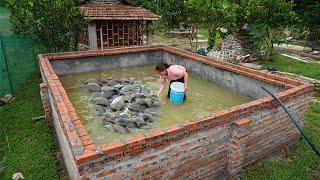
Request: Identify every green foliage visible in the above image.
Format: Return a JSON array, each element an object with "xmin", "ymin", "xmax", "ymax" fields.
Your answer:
[
  {"xmin": 184, "ymin": 0, "xmax": 206, "ymax": 27},
  {"xmin": 241, "ymin": 0, "xmax": 296, "ymax": 60},
  {"xmin": 294, "ymin": 1, "xmax": 320, "ymax": 46},
  {"xmin": 130, "ymin": 0, "xmax": 315, "ymax": 53},
  {"xmin": 0, "ymin": 72, "xmax": 60, "ymax": 179},
  {"xmin": 241, "ymin": 0, "xmax": 296, "ymax": 28},
  {"xmin": 208, "ymin": 29, "xmax": 216, "ymax": 49},
  {"xmin": 159, "ymin": 0, "xmax": 185, "ymax": 29},
  {"xmin": 200, "ymin": 0, "xmax": 296, "ymax": 59},
  {"xmin": 0, "ymin": 0, "xmax": 6, "ymax": 6},
  {"xmin": 248, "ymin": 24, "xmax": 291, "ymax": 60},
  {"xmin": 158, "ymin": 0, "xmax": 208, "ymax": 50},
  {"xmin": 204, "ymin": 0, "xmax": 240, "ymax": 31},
  {"xmin": 6, "ymin": 0, "xmax": 85, "ymax": 52},
  {"xmin": 134, "ymin": 0, "xmax": 299, "ymax": 58},
  {"xmin": 158, "ymin": 0, "xmax": 207, "ymax": 31},
  {"xmin": 208, "ymin": 29, "xmax": 223, "ymax": 50},
  {"xmin": 214, "ymin": 31, "xmax": 223, "ymax": 50},
  {"xmin": 132, "ymin": 0, "xmax": 159, "ymax": 13},
  {"xmin": 294, "ymin": 0, "xmax": 320, "ymax": 29}
]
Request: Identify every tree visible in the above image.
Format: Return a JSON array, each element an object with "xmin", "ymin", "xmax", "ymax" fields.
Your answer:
[
  {"xmin": 203, "ymin": 0, "xmax": 296, "ymax": 60},
  {"xmin": 132, "ymin": 0, "xmax": 159, "ymax": 13},
  {"xmin": 7, "ymin": 0, "xmax": 84, "ymax": 52},
  {"xmin": 159, "ymin": 0, "xmax": 185, "ymax": 30},
  {"xmin": 183, "ymin": 0, "xmax": 208, "ymax": 50},
  {"xmin": 204, "ymin": 0, "xmax": 239, "ymax": 49},
  {"xmin": 293, "ymin": 0, "xmax": 320, "ymax": 48},
  {"xmin": 241, "ymin": 0, "xmax": 296, "ymax": 60},
  {"xmin": 204, "ymin": 0, "xmax": 239, "ymax": 31},
  {"xmin": 294, "ymin": 0, "xmax": 320, "ymax": 29}
]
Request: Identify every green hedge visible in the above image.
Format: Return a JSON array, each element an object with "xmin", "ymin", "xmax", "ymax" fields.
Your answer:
[{"xmin": 0, "ymin": 0, "xmax": 6, "ymax": 6}]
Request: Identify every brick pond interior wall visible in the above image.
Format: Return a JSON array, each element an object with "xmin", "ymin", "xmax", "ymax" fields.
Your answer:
[
  {"xmin": 51, "ymin": 51, "xmax": 162, "ymax": 75},
  {"xmin": 162, "ymin": 50, "xmax": 283, "ymax": 99},
  {"xmin": 38, "ymin": 45, "xmax": 314, "ymax": 179}
]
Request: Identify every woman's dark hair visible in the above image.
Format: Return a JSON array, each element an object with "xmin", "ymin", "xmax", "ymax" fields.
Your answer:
[{"xmin": 155, "ymin": 63, "xmax": 170, "ymax": 72}]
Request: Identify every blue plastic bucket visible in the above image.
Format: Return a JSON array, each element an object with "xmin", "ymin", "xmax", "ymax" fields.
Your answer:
[{"xmin": 169, "ymin": 82, "xmax": 185, "ymax": 104}]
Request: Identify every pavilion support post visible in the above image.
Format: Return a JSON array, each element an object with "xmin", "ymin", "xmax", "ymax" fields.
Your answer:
[
  {"xmin": 88, "ymin": 23, "xmax": 98, "ymax": 50},
  {"xmin": 100, "ymin": 25, "xmax": 103, "ymax": 49},
  {"xmin": 146, "ymin": 20, "xmax": 154, "ymax": 45}
]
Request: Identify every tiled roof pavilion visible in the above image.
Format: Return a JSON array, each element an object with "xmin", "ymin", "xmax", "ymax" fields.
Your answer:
[
  {"xmin": 80, "ymin": 0, "xmax": 160, "ymax": 20},
  {"xmin": 79, "ymin": 0, "xmax": 159, "ymax": 50}
]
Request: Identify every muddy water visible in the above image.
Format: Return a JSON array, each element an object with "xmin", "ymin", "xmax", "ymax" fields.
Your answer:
[{"xmin": 59, "ymin": 65, "xmax": 252, "ymax": 145}]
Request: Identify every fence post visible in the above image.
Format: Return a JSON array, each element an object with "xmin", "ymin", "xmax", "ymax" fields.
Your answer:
[{"xmin": 0, "ymin": 32, "xmax": 14, "ymax": 95}]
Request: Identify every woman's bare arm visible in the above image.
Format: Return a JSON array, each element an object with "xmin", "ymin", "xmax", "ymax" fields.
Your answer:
[
  {"xmin": 156, "ymin": 77, "xmax": 166, "ymax": 97},
  {"xmin": 184, "ymin": 71, "xmax": 189, "ymax": 91}
]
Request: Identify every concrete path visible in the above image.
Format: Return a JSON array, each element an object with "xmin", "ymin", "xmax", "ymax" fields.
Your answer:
[
  {"xmin": 274, "ymin": 43, "xmax": 312, "ymax": 52},
  {"xmin": 281, "ymin": 53, "xmax": 320, "ymax": 64},
  {"xmin": 281, "ymin": 54, "xmax": 310, "ymax": 63}
]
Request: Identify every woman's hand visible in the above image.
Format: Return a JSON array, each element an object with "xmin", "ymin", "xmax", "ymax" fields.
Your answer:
[
  {"xmin": 184, "ymin": 84, "xmax": 188, "ymax": 92},
  {"xmin": 156, "ymin": 77, "xmax": 166, "ymax": 98}
]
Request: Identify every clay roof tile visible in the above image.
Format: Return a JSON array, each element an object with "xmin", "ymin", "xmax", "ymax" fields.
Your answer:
[{"xmin": 80, "ymin": 4, "xmax": 160, "ymax": 21}]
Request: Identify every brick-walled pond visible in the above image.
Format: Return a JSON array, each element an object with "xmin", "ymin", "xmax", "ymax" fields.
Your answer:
[{"xmin": 38, "ymin": 45, "xmax": 313, "ymax": 179}]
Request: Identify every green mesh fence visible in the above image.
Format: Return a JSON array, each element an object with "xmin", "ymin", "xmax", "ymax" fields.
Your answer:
[{"xmin": 0, "ymin": 14, "xmax": 46, "ymax": 98}]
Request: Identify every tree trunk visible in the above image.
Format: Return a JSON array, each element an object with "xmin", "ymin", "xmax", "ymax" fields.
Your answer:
[
  {"xmin": 270, "ymin": 40, "xmax": 274, "ymax": 60},
  {"xmin": 195, "ymin": 28, "xmax": 198, "ymax": 51},
  {"xmin": 188, "ymin": 27, "xmax": 194, "ymax": 50}
]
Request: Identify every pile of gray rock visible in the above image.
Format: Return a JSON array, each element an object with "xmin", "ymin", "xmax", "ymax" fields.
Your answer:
[
  {"xmin": 85, "ymin": 78, "xmax": 160, "ymax": 133},
  {"xmin": 207, "ymin": 35, "xmax": 244, "ymax": 61},
  {"xmin": 207, "ymin": 34, "xmax": 253, "ymax": 62},
  {"xmin": 0, "ymin": 94, "xmax": 13, "ymax": 106}
]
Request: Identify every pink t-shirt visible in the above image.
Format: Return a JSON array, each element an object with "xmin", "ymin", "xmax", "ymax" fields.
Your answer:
[{"xmin": 160, "ymin": 65, "xmax": 186, "ymax": 81}]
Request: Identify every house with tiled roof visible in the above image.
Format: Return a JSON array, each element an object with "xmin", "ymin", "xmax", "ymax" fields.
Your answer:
[{"xmin": 78, "ymin": 0, "xmax": 160, "ymax": 50}]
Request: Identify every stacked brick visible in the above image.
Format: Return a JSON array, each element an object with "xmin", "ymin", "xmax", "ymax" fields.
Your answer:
[
  {"xmin": 227, "ymin": 118, "xmax": 250, "ymax": 177},
  {"xmin": 38, "ymin": 45, "xmax": 314, "ymax": 179},
  {"xmin": 76, "ymin": 90, "xmax": 312, "ymax": 179}
]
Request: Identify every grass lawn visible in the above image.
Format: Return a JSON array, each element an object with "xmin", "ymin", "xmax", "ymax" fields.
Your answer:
[
  {"xmin": 0, "ymin": 7, "xmax": 62, "ymax": 179},
  {"xmin": 197, "ymin": 28, "xmax": 209, "ymax": 40},
  {"xmin": 242, "ymin": 93, "xmax": 320, "ymax": 179},
  {"xmin": 0, "ymin": 73, "xmax": 61, "ymax": 179},
  {"xmin": 244, "ymin": 53, "xmax": 320, "ymax": 179},
  {"xmin": 260, "ymin": 54, "xmax": 320, "ymax": 80}
]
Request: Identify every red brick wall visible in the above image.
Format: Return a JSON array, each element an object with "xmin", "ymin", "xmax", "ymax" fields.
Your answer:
[
  {"xmin": 39, "ymin": 83, "xmax": 53, "ymax": 126},
  {"xmin": 77, "ymin": 89, "xmax": 312, "ymax": 179},
  {"xmin": 37, "ymin": 45, "xmax": 314, "ymax": 179}
]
